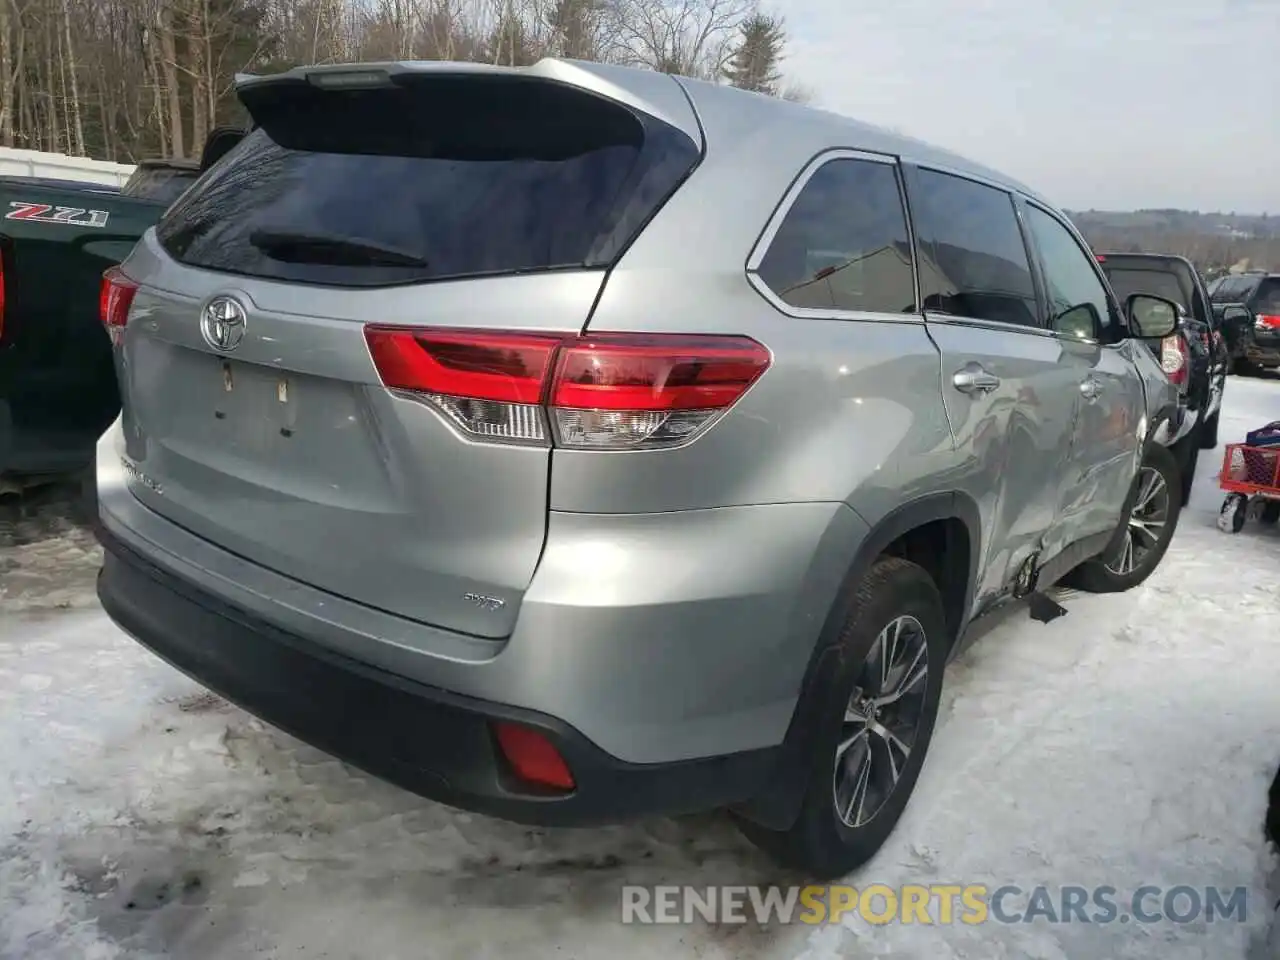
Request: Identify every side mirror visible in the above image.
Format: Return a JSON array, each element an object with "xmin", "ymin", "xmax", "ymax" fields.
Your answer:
[
  {"xmin": 200, "ymin": 127, "xmax": 246, "ymax": 172},
  {"xmin": 1126, "ymin": 293, "xmax": 1178, "ymax": 339},
  {"xmin": 1222, "ymin": 304, "xmax": 1252, "ymax": 324},
  {"xmin": 1052, "ymin": 303, "xmax": 1100, "ymax": 340}
]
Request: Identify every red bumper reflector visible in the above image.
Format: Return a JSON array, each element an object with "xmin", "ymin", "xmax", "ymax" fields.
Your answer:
[{"xmin": 492, "ymin": 721, "xmax": 575, "ymax": 791}]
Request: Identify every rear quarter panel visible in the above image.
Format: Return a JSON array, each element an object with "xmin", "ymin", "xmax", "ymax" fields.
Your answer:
[{"xmin": 557, "ymin": 87, "xmax": 957, "ymax": 522}]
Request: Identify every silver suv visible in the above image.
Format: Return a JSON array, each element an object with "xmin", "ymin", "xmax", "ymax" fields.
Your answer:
[{"xmin": 94, "ymin": 59, "xmax": 1182, "ymax": 878}]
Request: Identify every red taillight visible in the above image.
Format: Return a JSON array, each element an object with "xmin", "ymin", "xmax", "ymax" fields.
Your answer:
[
  {"xmin": 364, "ymin": 328, "xmax": 561, "ymax": 404},
  {"xmin": 1095, "ymin": 254, "xmax": 1107, "ymax": 262},
  {"xmin": 492, "ymin": 721, "xmax": 575, "ymax": 791},
  {"xmin": 100, "ymin": 266, "xmax": 138, "ymax": 337},
  {"xmin": 1256, "ymin": 314, "xmax": 1280, "ymax": 329},
  {"xmin": 1161, "ymin": 334, "xmax": 1189, "ymax": 387},
  {"xmin": 363, "ymin": 327, "xmax": 771, "ymax": 450}
]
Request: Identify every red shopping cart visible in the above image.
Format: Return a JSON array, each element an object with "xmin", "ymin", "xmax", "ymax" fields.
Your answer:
[{"xmin": 1218, "ymin": 440, "xmax": 1280, "ymax": 532}]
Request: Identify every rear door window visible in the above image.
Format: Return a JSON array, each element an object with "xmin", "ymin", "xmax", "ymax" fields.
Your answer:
[
  {"xmin": 910, "ymin": 168, "xmax": 1039, "ymax": 328},
  {"xmin": 754, "ymin": 157, "xmax": 916, "ymax": 315},
  {"xmin": 156, "ymin": 75, "xmax": 700, "ymax": 288}
]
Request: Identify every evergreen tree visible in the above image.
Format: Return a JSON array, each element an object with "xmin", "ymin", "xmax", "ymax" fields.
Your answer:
[{"xmin": 722, "ymin": 13, "xmax": 786, "ymax": 96}]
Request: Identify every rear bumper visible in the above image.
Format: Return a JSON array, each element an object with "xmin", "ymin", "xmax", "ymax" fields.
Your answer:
[
  {"xmin": 1246, "ymin": 340, "xmax": 1280, "ymax": 367},
  {"xmin": 97, "ymin": 525, "xmax": 779, "ymax": 826}
]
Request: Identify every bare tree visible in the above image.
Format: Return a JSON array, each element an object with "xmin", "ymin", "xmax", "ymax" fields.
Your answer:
[
  {"xmin": 604, "ymin": 0, "xmax": 751, "ymax": 78},
  {"xmin": 0, "ymin": 0, "xmax": 817, "ymax": 164}
]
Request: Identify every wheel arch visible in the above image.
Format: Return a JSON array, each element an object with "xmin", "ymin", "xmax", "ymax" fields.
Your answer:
[{"xmin": 732, "ymin": 491, "xmax": 981, "ymax": 831}]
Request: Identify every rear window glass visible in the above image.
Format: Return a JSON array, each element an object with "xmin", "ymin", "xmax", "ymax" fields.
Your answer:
[
  {"xmin": 1102, "ymin": 267, "xmax": 1188, "ymax": 311},
  {"xmin": 156, "ymin": 75, "xmax": 699, "ymax": 288},
  {"xmin": 1256, "ymin": 279, "xmax": 1280, "ymax": 314},
  {"xmin": 1210, "ymin": 274, "xmax": 1254, "ymax": 303},
  {"xmin": 122, "ymin": 168, "xmax": 198, "ymax": 205}
]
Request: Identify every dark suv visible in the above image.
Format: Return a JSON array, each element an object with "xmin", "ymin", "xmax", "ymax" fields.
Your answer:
[
  {"xmin": 1207, "ymin": 271, "xmax": 1280, "ymax": 373},
  {"xmin": 1096, "ymin": 252, "xmax": 1225, "ymax": 500}
]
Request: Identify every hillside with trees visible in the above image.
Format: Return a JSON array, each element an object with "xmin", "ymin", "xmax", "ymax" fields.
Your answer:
[
  {"xmin": 1069, "ymin": 208, "xmax": 1280, "ymax": 280},
  {"xmin": 0, "ymin": 0, "xmax": 803, "ymax": 164}
]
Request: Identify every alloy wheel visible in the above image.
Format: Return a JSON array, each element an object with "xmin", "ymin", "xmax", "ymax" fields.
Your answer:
[
  {"xmin": 1106, "ymin": 465, "xmax": 1170, "ymax": 576},
  {"xmin": 833, "ymin": 615, "xmax": 930, "ymax": 829}
]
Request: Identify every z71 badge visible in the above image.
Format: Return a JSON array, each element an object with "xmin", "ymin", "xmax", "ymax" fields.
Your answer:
[{"xmin": 5, "ymin": 201, "xmax": 109, "ymax": 228}]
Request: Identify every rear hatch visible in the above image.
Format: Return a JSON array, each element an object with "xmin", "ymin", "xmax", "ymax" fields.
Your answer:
[
  {"xmin": 110, "ymin": 64, "xmax": 701, "ymax": 638},
  {"xmin": 1098, "ymin": 254, "xmax": 1197, "ymax": 393},
  {"xmin": 1251, "ymin": 277, "xmax": 1280, "ymax": 346}
]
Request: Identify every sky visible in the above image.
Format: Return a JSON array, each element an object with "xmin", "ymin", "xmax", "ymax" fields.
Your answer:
[{"xmin": 784, "ymin": 0, "xmax": 1279, "ymax": 214}]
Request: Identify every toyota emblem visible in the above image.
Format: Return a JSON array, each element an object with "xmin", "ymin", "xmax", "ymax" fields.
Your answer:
[{"xmin": 201, "ymin": 296, "xmax": 247, "ymax": 352}]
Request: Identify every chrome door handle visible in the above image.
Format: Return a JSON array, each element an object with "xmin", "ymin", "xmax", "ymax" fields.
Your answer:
[
  {"xmin": 1079, "ymin": 377, "xmax": 1103, "ymax": 400},
  {"xmin": 952, "ymin": 365, "xmax": 1001, "ymax": 395}
]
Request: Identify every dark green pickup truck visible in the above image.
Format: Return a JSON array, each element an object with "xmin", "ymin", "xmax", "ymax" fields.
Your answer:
[
  {"xmin": 0, "ymin": 177, "xmax": 166, "ymax": 484},
  {"xmin": 0, "ymin": 134, "xmax": 238, "ymax": 488}
]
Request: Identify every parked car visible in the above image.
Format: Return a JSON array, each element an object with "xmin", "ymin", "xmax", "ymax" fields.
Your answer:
[
  {"xmin": 119, "ymin": 158, "xmax": 201, "ymax": 206},
  {"xmin": 92, "ymin": 59, "xmax": 1183, "ymax": 880},
  {"xmin": 1207, "ymin": 271, "xmax": 1280, "ymax": 373},
  {"xmin": 0, "ymin": 130, "xmax": 242, "ymax": 495},
  {"xmin": 1095, "ymin": 252, "xmax": 1226, "ymax": 500}
]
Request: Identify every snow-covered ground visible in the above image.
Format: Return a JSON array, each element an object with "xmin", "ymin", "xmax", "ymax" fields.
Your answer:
[{"xmin": 2, "ymin": 380, "xmax": 1279, "ymax": 960}]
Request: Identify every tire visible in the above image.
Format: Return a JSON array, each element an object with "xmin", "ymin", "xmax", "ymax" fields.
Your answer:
[
  {"xmin": 1219, "ymin": 494, "xmax": 1248, "ymax": 533},
  {"xmin": 67, "ymin": 463, "xmax": 98, "ymax": 529},
  {"xmin": 1261, "ymin": 502, "xmax": 1280, "ymax": 526},
  {"xmin": 735, "ymin": 556, "xmax": 948, "ymax": 879},
  {"xmin": 1199, "ymin": 410, "xmax": 1220, "ymax": 450},
  {"xmin": 1068, "ymin": 443, "xmax": 1182, "ymax": 593},
  {"xmin": 1177, "ymin": 439, "xmax": 1199, "ymax": 506}
]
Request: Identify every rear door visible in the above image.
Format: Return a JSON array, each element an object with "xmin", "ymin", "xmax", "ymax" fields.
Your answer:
[
  {"xmin": 1020, "ymin": 203, "xmax": 1144, "ymax": 549},
  {"xmin": 904, "ymin": 165, "xmax": 1082, "ymax": 609},
  {"xmin": 112, "ymin": 68, "xmax": 701, "ymax": 638}
]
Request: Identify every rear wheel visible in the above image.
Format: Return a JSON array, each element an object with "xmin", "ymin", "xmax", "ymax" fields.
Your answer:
[
  {"xmin": 69, "ymin": 463, "xmax": 97, "ymax": 529},
  {"xmin": 1068, "ymin": 444, "xmax": 1181, "ymax": 593},
  {"xmin": 736, "ymin": 557, "xmax": 947, "ymax": 879},
  {"xmin": 1199, "ymin": 410, "xmax": 1220, "ymax": 450}
]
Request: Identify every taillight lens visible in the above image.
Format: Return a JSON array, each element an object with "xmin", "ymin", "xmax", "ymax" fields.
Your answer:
[
  {"xmin": 1256, "ymin": 314, "xmax": 1280, "ymax": 330},
  {"xmin": 1161, "ymin": 334, "xmax": 1188, "ymax": 388},
  {"xmin": 363, "ymin": 327, "xmax": 771, "ymax": 451},
  {"xmin": 100, "ymin": 266, "xmax": 139, "ymax": 342}
]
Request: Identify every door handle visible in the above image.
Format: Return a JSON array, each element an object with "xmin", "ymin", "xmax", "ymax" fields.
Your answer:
[
  {"xmin": 1079, "ymin": 377, "xmax": 1103, "ymax": 400},
  {"xmin": 952, "ymin": 365, "xmax": 1001, "ymax": 395}
]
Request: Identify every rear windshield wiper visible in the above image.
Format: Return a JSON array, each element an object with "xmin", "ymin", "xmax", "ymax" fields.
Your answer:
[{"xmin": 248, "ymin": 229, "xmax": 430, "ymax": 268}]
